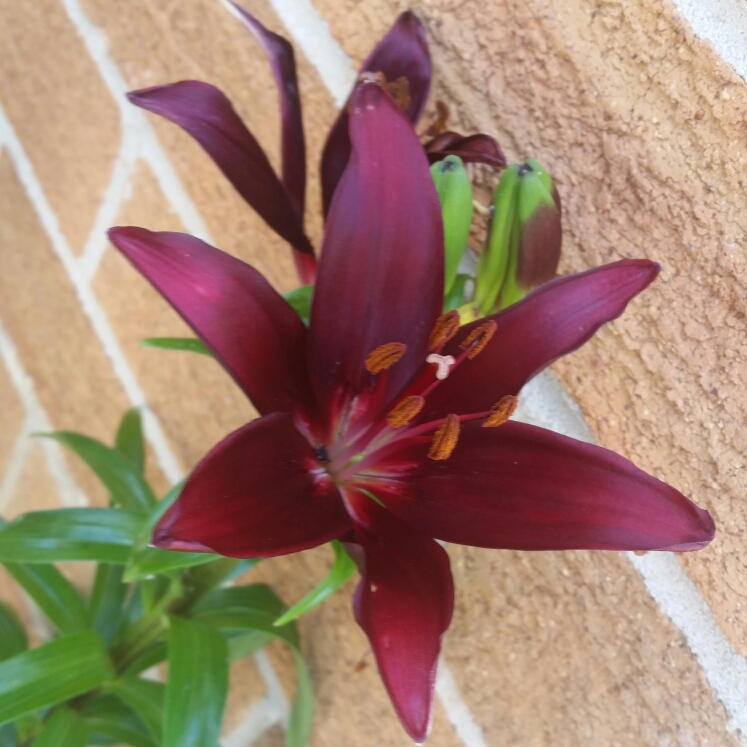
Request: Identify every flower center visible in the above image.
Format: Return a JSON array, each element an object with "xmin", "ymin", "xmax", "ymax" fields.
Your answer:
[{"xmin": 320, "ymin": 312, "xmax": 519, "ymax": 489}]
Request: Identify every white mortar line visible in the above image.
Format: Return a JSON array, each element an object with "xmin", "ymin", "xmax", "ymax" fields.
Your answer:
[
  {"xmin": 78, "ymin": 132, "xmax": 138, "ymax": 281},
  {"xmin": 0, "ymin": 419, "xmax": 34, "ymax": 514},
  {"xmin": 0, "ymin": 321, "xmax": 86, "ymax": 508},
  {"xmin": 517, "ymin": 372, "xmax": 747, "ymax": 740},
  {"xmin": 435, "ymin": 665, "xmax": 489, "ymax": 747},
  {"xmin": 671, "ymin": 0, "xmax": 747, "ymax": 83},
  {"xmin": 253, "ymin": 649, "xmax": 291, "ymax": 726}
]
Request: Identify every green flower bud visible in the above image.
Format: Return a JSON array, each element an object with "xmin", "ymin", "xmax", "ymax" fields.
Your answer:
[
  {"xmin": 475, "ymin": 159, "xmax": 561, "ymax": 315},
  {"xmin": 431, "ymin": 156, "xmax": 474, "ymax": 295}
]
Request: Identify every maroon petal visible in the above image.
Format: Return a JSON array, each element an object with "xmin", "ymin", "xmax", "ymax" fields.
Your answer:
[
  {"xmin": 108, "ymin": 227, "xmax": 314, "ymax": 416},
  {"xmin": 309, "ymin": 80, "xmax": 443, "ymax": 425},
  {"xmin": 378, "ymin": 420, "xmax": 715, "ymax": 551},
  {"xmin": 425, "ymin": 132, "xmax": 507, "ymax": 168},
  {"xmin": 348, "ymin": 491, "xmax": 453, "ymax": 742},
  {"xmin": 320, "ymin": 11, "xmax": 431, "ymax": 215},
  {"xmin": 153, "ymin": 413, "xmax": 350, "ymax": 557},
  {"xmin": 127, "ymin": 81, "xmax": 313, "ymax": 258},
  {"xmin": 228, "ymin": 3, "xmax": 306, "ymax": 218},
  {"xmin": 422, "ymin": 259, "xmax": 660, "ymax": 421}
]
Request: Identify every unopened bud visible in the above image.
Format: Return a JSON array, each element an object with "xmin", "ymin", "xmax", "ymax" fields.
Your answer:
[
  {"xmin": 431, "ymin": 156, "xmax": 474, "ymax": 296},
  {"xmin": 474, "ymin": 159, "xmax": 561, "ymax": 314}
]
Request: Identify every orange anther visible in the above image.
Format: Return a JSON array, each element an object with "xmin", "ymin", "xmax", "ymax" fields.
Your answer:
[
  {"xmin": 365, "ymin": 342, "xmax": 407, "ymax": 374},
  {"xmin": 428, "ymin": 310, "xmax": 460, "ymax": 350},
  {"xmin": 460, "ymin": 320, "xmax": 497, "ymax": 359},
  {"xmin": 386, "ymin": 396, "xmax": 425, "ymax": 428},
  {"xmin": 483, "ymin": 395, "xmax": 519, "ymax": 427},
  {"xmin": 428, "ymin": 413, "xmax": 461, "ymax": 460}
]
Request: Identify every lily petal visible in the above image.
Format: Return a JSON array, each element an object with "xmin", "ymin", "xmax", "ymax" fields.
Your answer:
[
  {"xmin": 425, "ymin": 132, "xmax": 507, "ymax": 168},
  {"xmin": 153, "ymin": 413, "xmax": 350, "ymax": 557},
  {"xmin": 320, "ymin": 11, "xmax": 431, "ymax": 215},
  {"xmin": 228, "ymin": 3, "xmax": 306, "ymax": 218},
  {"xmin": 349, "ymin": 491, "xmax": 453, "ymax": 743},
  {"xmin": 108, "ymin": 227, "xmax": 314, "ymax": 416},
  {"xmin": 377, "ymin": 420, "xmax": 715, "ymax": 551},
  {"xmin": 422, "ymin": 259, "xmax": 660, "ymax": 421},
  {"xmin": 127, "ymin": 81, "xmax": 314, "ymax": 257},
  {"xmin": 309, "ymin": 80, "xmax": 443, "ymax": 427}
]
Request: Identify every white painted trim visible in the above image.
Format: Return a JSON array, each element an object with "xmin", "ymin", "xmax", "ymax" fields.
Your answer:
[
  {"xmin": 0, "ymin": 419, "xmax": 33, "ymax": 514},
  {"xmin": 671, "ymin": 0, "xmax": 747, "ymax": 82}
]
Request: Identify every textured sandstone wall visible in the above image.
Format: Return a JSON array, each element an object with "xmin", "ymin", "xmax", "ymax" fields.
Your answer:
[{"xmin": 0, "ymin": 0, "xmax": 746, "ymax": 745}]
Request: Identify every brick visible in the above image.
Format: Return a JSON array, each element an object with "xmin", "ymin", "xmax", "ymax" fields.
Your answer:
[
  {"xmin": 0, "ymin": 153, "xmax": 130, "ymax": 506},
  {"xmin": 442, "ymin": 545, "xmax": 738, "ymax": 746},
  {"xmin": 93, "ymin": 161, "xmax": 255, "ymax": 471},
  {"xmin": 0, "ymin": 359, "xmax": 25, "ymax": 482},
  {"xmin": 78, "ymin": 0, "xmax": 338, "ymax": 292},
  {"xmin": 0, "ymin": 0, "xmax": 122, "ymax": 253}
]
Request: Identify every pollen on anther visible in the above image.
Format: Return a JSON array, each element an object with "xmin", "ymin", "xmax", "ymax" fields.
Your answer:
[
  {"xmin": 386, "ymin": 395, "xmax": 425, "ymax": 428},
  {"xmin": 365, "ymin": 342, "xmax": 407, "ymax": 374},
  {"xmin": 428, "ymin": 413, "xmax": 461, "ymax": 460},
  {"xmin": 460, "ymin": 320, "xmax": 497, "ymax": 359},
  {"xmin": 483, "ymin": 395, "xmax": 519, "ymax": 427},
  {"xmin": 428, "ymin": 310, "xmax": 460, "ymax": 350}
]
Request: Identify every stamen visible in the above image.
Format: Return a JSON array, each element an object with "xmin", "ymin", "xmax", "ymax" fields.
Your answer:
[
  {"xmin": 386, "ymin": 395, "xmax": 425, "ymax": 428},
  {"xmin": 483, "ymin": 395, "xmax": 519, "ymax": 427},
  {"xmin": 428, "ymin": 310, "xmax": 461, "ymax": 350},
  {"xmin": 365, "ymin": 342, "xmax": 407, "ymax": 374},
  {"xmin": 428, "ymin": 413, "xmax": 461, "ymax": 460},
  {"xmin": 460, "ymin": 320, "xmax": 497, "ymax": 359},
  {"xmin": 426, "ymin": 353, "xmax": 456, "ymax": 380}
]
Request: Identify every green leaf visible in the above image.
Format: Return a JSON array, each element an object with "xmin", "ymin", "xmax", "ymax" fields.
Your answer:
[
  {"xmin": 4, "ymin": 562, "xmax": 89, "ymax": 635},
  {"xmin": 191, "ymin": 584, "xmax": 299, "ymax": 650},
  {"xmin": 41, "ymin": 433, "xmax": 155, "ymax": 512},
  {"xmin": 174, "ymin": 558, "xmax": 259, "ymax": 613},
  {"xmin": 82, "ymin": 694, "xmax": 157, "ymax": 747},
  {"xmin": 225, "ymin": 630, "xmax": 274, "ymax": 661},
  {"xmin": 0, "ymin": 632, "xmax": 114, "ymax": 726},
  {"xmin": 274, "ymin": 541, "xmax": 355, "ymax": 626},
  {"xmin": 443, "ymin": 273, "xmax": 470, "ymax": 313},
  {"xmin": 121, "ymin": 642, "xmax": 167, "ymax": 678},
  {"xmin": 0, "ymin": 509, "xmax": 142, "ymax": 564},
  {"xmin": 0, "ymin": 723, "xmax": 16, "ymax": 747},
  {"xmin": 282, "ymin": 285, "xmax": 314, "ymax": 325},
  {"xmin": 124, "ymin": 547, "xmax": 217, "ymax": 583},
  {"xmin": 123, "ymin": 478, "xmax": 217, "ymax": 582},
  {"xmin": 89, "ymin": 563, "xmax": 127, "ymax": 644},
  {"xmin": 163, "ymin": 617, "xmax": 228, "ymax": 747},
  {"xmin": 30, "ymin": 707, "xmax": 87, "ymax": 747},
  {"xmin": 141, "ymin": 338, "xmax": 212, "ymax": 356},
  {"xmin": 115, "ymin": 409, "xmax": 145, "ymax": 475},
  {"xmin": 287, "ymin": 651, "xmax": 314, "ymax": 747},
  {"xmin": 110, "ymin": 677, "xmax": 164, "ymax": 743},
  {"xmin": 0, "ymin": 601, "xmax": 26, "ymax": 661}
]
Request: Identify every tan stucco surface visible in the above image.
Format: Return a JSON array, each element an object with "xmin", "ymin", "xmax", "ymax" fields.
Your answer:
[{"xmin": 0, "ymin": 0, "xmax": 745, "ymax": 744}]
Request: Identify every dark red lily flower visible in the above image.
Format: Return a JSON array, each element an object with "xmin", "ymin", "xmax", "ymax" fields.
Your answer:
[
  {"xmin": 125, "ymin": 6, "xmax": 504, "ymax": 286},
  {"xmin": 109, "ymin": 80, "xmax": 713, "ymax": 742}
]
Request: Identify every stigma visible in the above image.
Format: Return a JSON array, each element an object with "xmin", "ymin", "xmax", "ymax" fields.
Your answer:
[{"xmin": 426, "ymin": 353, "xmax": 456, "ymax": 380}]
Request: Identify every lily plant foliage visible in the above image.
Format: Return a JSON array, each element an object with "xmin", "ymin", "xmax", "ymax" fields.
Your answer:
[{"xmin": 109, "ymin": 7, "xmax": 714, "ymax": 743}]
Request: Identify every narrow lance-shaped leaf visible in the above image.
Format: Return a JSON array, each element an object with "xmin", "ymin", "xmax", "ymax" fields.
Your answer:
[
  {"xmin": 163, "ymin": 617, "xmax": 228, "ymax": 747},
  {"xmin": 0, "ymin": 632, "xmax": 114, "ymax": 726},
  {"xmin": 110, "ymin": 677, "xmax": 164, "ymax": 743},
  {"xmin": 140, "ymin": 337, "xmax": 212, "ymax": 356},
  {"xmin": 274, "ymin": 540, "xmax": 355, "ymax": 626},
  {"xmin": 0, "ymin": 509, "xmax": 142, "ymax": 564},
  {"xmin": 4, "ymin": 562, "xmax": 89, "ymax": 635},
  {"xmin": 30, "ymin": 707, "xmax": 88, "ymax": 747},
  {"xmin": 286, "ymin": 651, "xmax": 314, "ymax": 747},
  {"xmin": 115, "ymin": 408, "xmax": 145, "ymax": 475},
  {"xmin": 40, "ymin": 433, "xmax": 156, "ymax": 512},
  {"xmin": 89, "ymin": 563, "xmax": 127, "ymax": 644},
  {"xmin": 81, "ymin": 694, "xmax": 157, "ymax": 747},
  {"xmin": 0, "ymin": 601, "xmax": 27, "ymax": 661}
]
